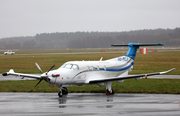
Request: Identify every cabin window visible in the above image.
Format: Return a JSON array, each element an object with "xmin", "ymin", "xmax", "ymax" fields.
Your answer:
[
  {"xmin": 97, "ymin": 66, "xmax": 99, "ymax": 70},
  {"xmin": 104, "ymin": 66, "xmax": 106, "ymax": 70},
  {"xmin": 87, "ymin": 66, "xmax": 90, "ymax": 71},
  {"xmin": 90, "ymin": 66, "xmax": 94, "ymax": 70},
  {"xmin": 87, "ymin": 66, "xmax": 94, "ymax": 71}
]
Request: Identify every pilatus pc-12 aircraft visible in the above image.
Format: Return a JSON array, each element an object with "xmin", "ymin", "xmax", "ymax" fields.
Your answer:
[{"xmin": 2, "ymin": 43, "xmax": 175, "ymax": 97}]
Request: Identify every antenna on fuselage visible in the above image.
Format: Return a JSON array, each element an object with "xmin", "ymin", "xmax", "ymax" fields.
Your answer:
[{"xmin": 100, "ymin": 57, "xmax": 103, "ymax": 61}]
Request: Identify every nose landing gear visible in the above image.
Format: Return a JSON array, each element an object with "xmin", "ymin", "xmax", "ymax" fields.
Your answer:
[{"xmin": 58, "ymin": 86, "xmax": 68, "ymax": 97}]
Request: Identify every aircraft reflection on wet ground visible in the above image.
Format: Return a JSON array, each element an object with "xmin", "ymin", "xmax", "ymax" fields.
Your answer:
[
  {"xmin": 58, "ymin": 93, "xmax": 115, "ymax": 109},
  {"xmin": 1, "ymin": 92, "xmax": 179, "ymax": 116}
]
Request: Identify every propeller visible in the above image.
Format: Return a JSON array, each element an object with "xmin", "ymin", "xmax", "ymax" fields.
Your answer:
[
  {"xmin": 35, "ymin": 63, "xmax": 43, "ymax": 74},
  {"xmin": 34, "ymin": 63, "xmax": 55, "ymax": 89},
  {"xmin": 46, "ymin": 65, "xmax": 55, "ymax": 74},
  {"xmin": 35, "ymin": 78, "xmax": 43, "ymax": 87}
]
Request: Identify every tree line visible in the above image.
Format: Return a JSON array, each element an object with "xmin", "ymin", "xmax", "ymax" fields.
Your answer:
[{"xmin": 0, "ymin": 28, "xmax": 180, "ymax": 49}]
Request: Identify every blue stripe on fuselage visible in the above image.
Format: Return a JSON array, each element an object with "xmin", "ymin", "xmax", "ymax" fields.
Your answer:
[{"xmin": 98, "ymin": 62, "xmax": 134, "ymax": 72}]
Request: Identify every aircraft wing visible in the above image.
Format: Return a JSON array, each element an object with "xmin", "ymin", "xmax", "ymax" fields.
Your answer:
[
  {"xmin": 2, "ymin": 69, "xmax": 41, "ymax": 79},
  {"xmin": 88, "ymin": 68, "xmax": 176, "ymax": 84}
]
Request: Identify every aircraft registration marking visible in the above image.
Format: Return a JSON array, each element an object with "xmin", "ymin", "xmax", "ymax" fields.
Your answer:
[{"xmin": 118, "ymin": 57, "xmax": 128, "ymax": 61}]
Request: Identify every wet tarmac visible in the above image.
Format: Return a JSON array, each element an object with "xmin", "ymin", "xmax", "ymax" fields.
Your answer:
[{"xmin": 0, "ymin": 92, "xmax": 180, "ymax": 116}]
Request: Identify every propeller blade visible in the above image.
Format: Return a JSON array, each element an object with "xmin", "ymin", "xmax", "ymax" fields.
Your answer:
[
  {"xmin": 50, "ymin": 84, "xmax": 55, "ymax": 90},
  {"xmin": 35, "ymin": 79, "xmax": 43, "ymax": 87},
  {"xmin": 35, "ymin": 63, "xmax": 43, "ymax": 74},
  {"xmin": 47, "ymin": 65, "xmax": 55, "ymax": 74}
]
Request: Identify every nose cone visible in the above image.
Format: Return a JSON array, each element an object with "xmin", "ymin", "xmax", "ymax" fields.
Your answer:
[{"xmin": 40, "ymin": 73, "xmax": 48, "ymax": 79}]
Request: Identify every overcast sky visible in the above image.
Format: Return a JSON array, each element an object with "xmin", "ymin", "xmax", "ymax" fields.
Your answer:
[{"xmin": 0, "ymin": 0, "xmax": 180, "ymax": 38}]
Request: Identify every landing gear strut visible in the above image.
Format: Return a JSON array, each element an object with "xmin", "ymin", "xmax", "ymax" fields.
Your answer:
[
  {"xmin": 58, "ymin": 86, "xmax": 68, "ymax": 97},
  {"xmin": 106, "ymin": 81, "xmax": 114, "ymax": 95}
]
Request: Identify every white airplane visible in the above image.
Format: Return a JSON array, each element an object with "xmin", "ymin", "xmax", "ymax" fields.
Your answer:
[{"xmin": 2, "ymin": 43, "xmax": 175, "ymax": 97}]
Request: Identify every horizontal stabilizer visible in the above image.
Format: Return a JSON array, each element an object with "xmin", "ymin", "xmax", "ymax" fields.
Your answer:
[
  {"xmin": 111, "ymin": 43, "xmax": 163, "ymax": 60},
  {"xmin": 111, "ymin": 43, "xmax": 163, "ymax": 47}
]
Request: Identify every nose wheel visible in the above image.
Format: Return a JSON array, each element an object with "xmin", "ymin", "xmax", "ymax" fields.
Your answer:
[{"xmin": 58, "ymin": 87, "xmax": 68, "ymax": 97}]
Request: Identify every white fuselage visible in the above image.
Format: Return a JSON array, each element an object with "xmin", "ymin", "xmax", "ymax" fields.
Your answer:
[{"xmin": 47, "ymin": 56, "xmax": 134, "ymax": 86}]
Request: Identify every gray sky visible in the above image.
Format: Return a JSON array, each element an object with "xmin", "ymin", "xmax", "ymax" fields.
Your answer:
[{"xmin": 0, "ymin": 0, "xmax": 180, "ymax": 38}]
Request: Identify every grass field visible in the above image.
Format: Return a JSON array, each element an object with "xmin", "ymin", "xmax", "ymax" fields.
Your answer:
[
  {"xmin": 0, "ymin": 49, "xmax": 179, "ymax": 74},
  {"xmin": 0, "ymin": 49, "xmax": 180, "ymax": 93}
]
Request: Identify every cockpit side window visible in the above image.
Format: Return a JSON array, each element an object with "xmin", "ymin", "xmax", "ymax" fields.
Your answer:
[{"xmin": 72, "ymin": 64, "xmax": 79, "ymax": 70}]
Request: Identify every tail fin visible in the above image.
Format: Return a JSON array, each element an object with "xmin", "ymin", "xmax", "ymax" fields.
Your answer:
[{"xmin": 111, "ymin": 43, "xmax": 163, "ymax": 60}]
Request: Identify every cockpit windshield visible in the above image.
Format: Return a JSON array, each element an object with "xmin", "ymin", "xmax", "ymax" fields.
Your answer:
[
  {"xmin": 59, "ymin": 64, "xmax": 79, "ymax": 70},
  {"xmin": 64, "ymin": 64, "xmax": 73, "ymax": 69},
  {"xmin": 59, "ymin": 64, "xmax": 66, "ymax": 68}
]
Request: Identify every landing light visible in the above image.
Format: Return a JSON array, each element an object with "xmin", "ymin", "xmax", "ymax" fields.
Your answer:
[{"xmin": 52, "ymin": 74, "xmax": 60, "ymax": 77}]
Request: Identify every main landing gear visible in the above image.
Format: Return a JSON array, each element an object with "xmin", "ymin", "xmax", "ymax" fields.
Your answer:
[
  {"xmin": 106, "ymin": 81, "xmax": 114, "ymax": 95},
  {"xmin": 58, "ymin": 86, "xmax": 68, "ymax": 97},
  {"xmin": 58, "ymin": 82, "xmax": 114, "ymax": 97},
  {"xmin": 106, "ymin": 89, "xmax": 114, "ymax": 95}
]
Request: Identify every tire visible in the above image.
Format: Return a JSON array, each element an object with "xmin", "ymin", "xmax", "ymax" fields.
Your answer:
[
  {"xmin": 62, "ymin": 87, "xmax": 68, "ymax": 95},
  {"xmin": 112, "ymin": 89, "xmax": 114, "ymax": 94},
  {"xmin": 106, "ymin": 89, "xmax": 114, "ymax": 95},
  {"xmin": 58, "ymin": 91, "xmax": 63, "ymax": 97}
]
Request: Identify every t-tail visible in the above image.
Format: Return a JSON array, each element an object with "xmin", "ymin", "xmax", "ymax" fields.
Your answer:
[{"xmin": 111, "ymin": 43, "xmax": 163, "ymax": 60}]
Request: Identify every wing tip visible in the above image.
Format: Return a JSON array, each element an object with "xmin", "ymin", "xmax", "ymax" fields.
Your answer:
[{"xmin": 160, "ymin": 68, "xmax": 176, "ymax": 74}]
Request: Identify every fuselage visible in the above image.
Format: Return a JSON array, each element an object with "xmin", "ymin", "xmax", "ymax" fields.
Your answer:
[{"xmin": 48, "ymin": 56, "xmax": 134, "ymax": 86}]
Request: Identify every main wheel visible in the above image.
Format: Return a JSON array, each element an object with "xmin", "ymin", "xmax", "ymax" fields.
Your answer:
[
  {"xmin": 58, "ymin": 91, "xmax": 63, "ymax": 97},
  {"xmin": 62, "ymin": 87, "xmax": 68, "ymax": 95},
  {"xmin": 106, "ymin": 89, "xmax": 114, "ymax": 95}
]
